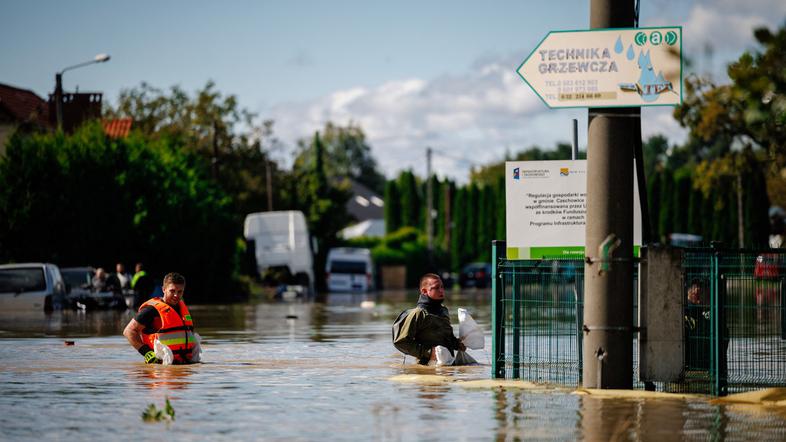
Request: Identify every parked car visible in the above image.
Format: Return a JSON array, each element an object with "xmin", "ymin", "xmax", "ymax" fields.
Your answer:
[
  {"xmin": 0, "ymin": 263, "xmax": 67, "ymax": 311},
  {"xmin": 60, "ymin": 266, "xmax": 126, "ymax": 310},
  {"xmin": 458, "ymin": 262, "xmax": 492, "ymax": 289},
  {"xmin": 325, "ymin": 247, "xmax": 374, "ymax": 292}
]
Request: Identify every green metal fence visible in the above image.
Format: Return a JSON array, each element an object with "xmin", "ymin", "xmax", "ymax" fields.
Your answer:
[{"xmin": 492, "ymin": 240, "xmax": 786, "ymax": 396}]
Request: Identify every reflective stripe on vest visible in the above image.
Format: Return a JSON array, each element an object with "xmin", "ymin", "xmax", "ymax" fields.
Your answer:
[{"xmin": 139, "ymin": 298, "xmax": 195, "ymax": 363}]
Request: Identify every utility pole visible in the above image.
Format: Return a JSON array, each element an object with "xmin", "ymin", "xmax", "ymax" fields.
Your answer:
[
  {"xmin": 212, "ymin": 121, "xmax": 220, "ymax": 180},
  {"xmin": 426, "ymin": 147, "xmax": 434, "ymax": 253},
  {"xmin": 266, "ymin": 159, "xmax": 274, "ymax": 211},
  {"xmin": 583, "ymin": 0, "xmax": 637, "ymax": 389}
]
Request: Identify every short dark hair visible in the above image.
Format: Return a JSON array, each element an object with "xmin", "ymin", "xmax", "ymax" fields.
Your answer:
[
  {"xmin": 163, "ymin": 272, "xmax": 186, "ymax": 286},
  {"xmin": 420, "ymin": 273, "xmax": 441, "ymax": 289}
]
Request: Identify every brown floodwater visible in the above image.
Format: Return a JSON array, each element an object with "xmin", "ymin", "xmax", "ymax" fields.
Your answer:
[{"xmin": 0, "ymin": 289, "xmax": 785, "ymax": 440}]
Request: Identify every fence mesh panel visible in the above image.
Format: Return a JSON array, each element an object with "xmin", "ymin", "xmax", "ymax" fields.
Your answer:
[{"xmin": 492, "ymin": 242, "xmax": 786, "ymax": 396}]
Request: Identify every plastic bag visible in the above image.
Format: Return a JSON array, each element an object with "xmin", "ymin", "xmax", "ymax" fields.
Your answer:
[
  {"xmin": 153, "ymin": 338, "xmax": 174, "ymax": 366},
  {"xmin": 458, "ymin": 308, "xmax": 484, "ymax": 350},
  {"xmin": 453, "ymin": 350, "xmax": 478, "ymax": 366},
  {"xmin": 190, "ymin": 333, "xmax": 202, "ymax": 363},
  {"xmin": 434, "ymin": 346, "xmax": 455, "ymax": 366},
  {"xmin": 435, "ymin": 346, "xmax": 478, "ymax": 366},
  {"xmin": 153, "ymin": 333, "xmax": 202, "ymax": 365}
]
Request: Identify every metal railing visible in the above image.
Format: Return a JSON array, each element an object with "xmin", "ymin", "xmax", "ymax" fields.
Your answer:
[{"xmin": 492, "ymin": 240, "xmax": 786, "ymax": 395}]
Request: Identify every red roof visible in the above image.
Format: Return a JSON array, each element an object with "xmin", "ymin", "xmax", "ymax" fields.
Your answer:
[
  {"xmin": 103, "ymin": 118, "xmax": 132, "ymax": 138},
  {"xmin": 0, "ymin": 83, "xmax": 50, "ymax": 126}
]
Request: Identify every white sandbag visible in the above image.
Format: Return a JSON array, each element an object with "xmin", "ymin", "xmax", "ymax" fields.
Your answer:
[
  {"xmin": 154, "ymin": 338, "xmax": 174, "ymax": 366},
  {"xmin": 458, "ymin": 308, "xmax": 484, "ymax": 350},
  {"xmin": 434, "ymin": 346, "xmax": 455, "ymax": 366},
  {"xmin": 189, "ymin": 333, "xmax": 202, "ymax": 363}
]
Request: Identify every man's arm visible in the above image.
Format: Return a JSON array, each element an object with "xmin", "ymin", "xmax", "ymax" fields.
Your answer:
[
  {"xmin": 123, "ymin": 317, "xmax": 159, "ymax": 363},
  {"xmin": 123, "ymin": 319, "xmax": 147, "ymax": 352},
  {"xmin": 393, "ymin": 309, "xmax": 432, "ymax": 362}
]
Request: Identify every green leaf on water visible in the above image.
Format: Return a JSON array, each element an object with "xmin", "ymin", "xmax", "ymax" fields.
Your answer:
[{"xmin": 141, "ymin": 397, "xmax": 176, "ymax": 422}]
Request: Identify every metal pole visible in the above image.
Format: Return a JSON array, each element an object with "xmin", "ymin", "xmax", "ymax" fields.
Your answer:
[
  {"xmin": 572, "ymin": 119, "xmax": 579, "ymax": 160},
  {"xmin": 426, "ymin": 147, "xmax": 433, "ymax": 252},
  {"xmin": 736, "ymin": 173, "xmax": 744, "ymax": 247},
  {"xmin": 266, "ymin": 159, "xmax": 274, "ymax": 211},
  {"xmin": 55, "ymin": 73, "xmax": 63, "ymax": 131},
  {"xmin": 583, "ymin": 0, "xmax": 636, "ymax": 389},
  {"xmin": 492, "ymin": 240, "xmax": 506, "ymax": 378}
]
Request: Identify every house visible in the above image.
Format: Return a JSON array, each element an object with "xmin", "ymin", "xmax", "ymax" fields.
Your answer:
[
  {"xmin": 0, "ymin": 83, "xmax": 51, "ymax": 155},
  {"xmin": 340, "ymin": 179, "xmax": 385, "ymax": 239}
]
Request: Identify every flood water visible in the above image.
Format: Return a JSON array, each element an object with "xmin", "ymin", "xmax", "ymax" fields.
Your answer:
[{"xmin": 1, "ymin": 289, "xmax": 785, "ymax": 441}]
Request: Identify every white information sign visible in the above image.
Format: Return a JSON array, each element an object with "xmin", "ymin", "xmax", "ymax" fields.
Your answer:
[
  {"xmin": 505, "ymin": 160, "xmax": 641, "ymax": 259},
  {"xmin": 517, "ymin": 27, "xmax": 682, "ymax": 108}
]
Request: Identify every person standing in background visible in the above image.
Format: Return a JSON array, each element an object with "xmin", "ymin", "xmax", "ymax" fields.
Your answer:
[{"xmin": 131, "ymin": 263, "xmax": 154, "ymax": 309}]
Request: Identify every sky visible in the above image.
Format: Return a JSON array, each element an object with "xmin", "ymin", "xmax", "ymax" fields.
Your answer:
[{"xmin": 2, "ymin": 0, "xmax": 785, "ymax": 182}]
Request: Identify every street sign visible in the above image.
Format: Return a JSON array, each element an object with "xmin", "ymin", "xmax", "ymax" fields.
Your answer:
[
  {"xmin": 517, "ymin": 27, "xmax": 682, "ymax": 108},
  {"xmin": 505, "ymin": 160, "xmax": 641, "ymax": 259}
]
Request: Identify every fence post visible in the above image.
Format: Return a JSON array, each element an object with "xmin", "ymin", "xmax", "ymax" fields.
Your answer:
[
  {"xmin": 711, "ymin": 250, "xmax": 729, "ymax": 396},
  {"xmin": 492, "ymin": 240, "xmax": 506, "ymax": 378},
  {"xmin": 781, "ymin": 277, "xmax": 785, "ymax": 341}
]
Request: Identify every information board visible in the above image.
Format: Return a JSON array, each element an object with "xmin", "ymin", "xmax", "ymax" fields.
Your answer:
[{"xmin": 505, "ymin": 160, "xmax": 641, "ymax": 259}]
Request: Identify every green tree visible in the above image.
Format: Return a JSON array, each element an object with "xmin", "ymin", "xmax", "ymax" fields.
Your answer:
[
  {"xmin": 295, "ymin": 132, "xmax": 352, "ymax": 290},
  {"xmin": 398, "ymin": 170, "xmax": 420, "ymax": 228},
  {"xmin": 384, "ymin": 179, "xmax": 402, "ymax": 234},
  {"xmin": 107, "ymin": 81, "xmax": 282, "ymax": 225},
  {"xmin": 0, "ymin": 124, "xmax": 237, "ymax": 302},
  {"xmin": 658, "ymin": 169, "xmax": 674, "ymax": 242},
  {"xmin": 291, "ymin": 122, "xmax": 386, "ymax": 195},
  {"xmin": 451, "ymin": 187, "xmax": 467, "ymax": 271},
  {"xmin": 495, "ymin": 175, "xmax": 506, "ymax": 241}
]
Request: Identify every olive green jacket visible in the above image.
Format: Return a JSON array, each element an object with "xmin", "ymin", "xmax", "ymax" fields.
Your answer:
[{"xmin": 392, "ymin": 307, "xmax": 460, "ymax": 363}]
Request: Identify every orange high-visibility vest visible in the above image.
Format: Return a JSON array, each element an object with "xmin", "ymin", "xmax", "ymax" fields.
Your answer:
[{"xmin": 140, "ymin": 298, "xmax": 196, "ymax": 364}]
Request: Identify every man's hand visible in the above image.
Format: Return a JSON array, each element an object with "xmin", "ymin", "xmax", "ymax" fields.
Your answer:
[
  {"xmin": 457, "ymin": 342, "xmax": 467, "ymax": 352},
  {"xmin": 138, "ymin": 344, "xmax": 160, "ymax": 364}
]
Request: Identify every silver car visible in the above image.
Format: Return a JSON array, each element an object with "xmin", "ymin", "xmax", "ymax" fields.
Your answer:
[{"xmin": 0, "ymin": 263, "xmax": 67, "ymax": 311}]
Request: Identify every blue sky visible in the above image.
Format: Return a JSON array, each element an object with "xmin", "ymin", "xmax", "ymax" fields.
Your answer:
[{"xmin": 2, "ymin": 1, "xmax": 784, "ymax": 181}]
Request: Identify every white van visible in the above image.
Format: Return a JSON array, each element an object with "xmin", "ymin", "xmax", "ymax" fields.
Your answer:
[
  {"xmin": 325, "ymin": 247, "xmax": 374, "ymax": 292},
  {"xmin": 243, "ymin": 211, "xmax": 314, "ymax": 293},
  {"xmin": 0, "ymin": 263, "xmax": 67, "ymax": 311}
]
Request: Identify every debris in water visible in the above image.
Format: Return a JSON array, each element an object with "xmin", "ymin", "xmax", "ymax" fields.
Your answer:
[
  {"xmin": 142, "ymin": 397, "xmax": 176, "ymax": 422},
  {"xmin": 360, "ymin": 301, "xmax": 375, "ymax": 309},
  {"xmin": 63, "ymin": 341, "xmax": 75, "ymax": 346},
  {"xmin": 286, "ymin": 314, "xmax": 298, "ymax": 319}
]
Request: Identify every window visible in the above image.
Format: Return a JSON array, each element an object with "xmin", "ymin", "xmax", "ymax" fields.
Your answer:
[
  {"xmin": 330, "ymin": 261, "xmax": 368, "ymax": 274},
  {"xmin": 0, "ymin": 268, "xmax": 46, "ymax": 294}
]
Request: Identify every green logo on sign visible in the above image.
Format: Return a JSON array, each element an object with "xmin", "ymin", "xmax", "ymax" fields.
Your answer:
[
  {"xmin": 650, "ymin": 31, "xmax": 663, "ymax": 45},
  {"xmin": 664, "ymin": 30, "xmax": 678, "ymax": 45},
  {"xmin": 634, "ymin": 32, "xmax": 647, "ymax": 46}
]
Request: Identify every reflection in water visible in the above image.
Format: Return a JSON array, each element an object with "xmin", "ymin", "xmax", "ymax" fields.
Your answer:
[
  {"xmin": 129, "ymin": 364, "xmax": 195, "ymax": 391},
  {"xmin": 1, "ymin": 289, "xmax": 785, "ymax": 440}
]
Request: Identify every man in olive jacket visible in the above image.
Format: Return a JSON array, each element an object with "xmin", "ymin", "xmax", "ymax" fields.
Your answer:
[{"xmin": 393, "ymin": 273, "xmax": 465, "ymax": 364}]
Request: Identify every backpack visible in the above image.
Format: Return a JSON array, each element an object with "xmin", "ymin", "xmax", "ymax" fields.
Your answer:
[{"xmin": 391, "ymin": 308, "xmax": 413, "ymax": 355}]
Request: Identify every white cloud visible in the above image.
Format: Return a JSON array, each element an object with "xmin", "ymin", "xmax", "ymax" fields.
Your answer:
[
  {"xmin": 268, "ymin": 54, "xmax": 551, "ymax": 182},
  {"xmin": 267, "ymin": 1, "xmax": 784, "ymax": 182}
]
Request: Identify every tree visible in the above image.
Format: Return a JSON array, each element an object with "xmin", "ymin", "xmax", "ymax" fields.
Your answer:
[
  {"xmin": 451, "ymin": 187, "xmax": 467, "ymax": 271},
  {"xmin": 675, "ymin": 25, "xmax": 786, "ymax": 169},
  {"xmin": 384, "ymin": 179, "xmax": 402, "ymax": 234},
  {"xmin": 295, "ymin": 132, "xmax": 352, "ymax": 290},
  {"xmin": 0, "ymin": 124, "xmax": 237, "ymax": 302},
  {"xmin": 398, "ymin": 170, "xmax": 420, "ymax": 229},
  {"xmin": 107, "ymin": 81, "xmax": 281, "ymax": 224},
  {"xmin": 291, "ymin": 122, "xmax": 387, "ymax": 194}
]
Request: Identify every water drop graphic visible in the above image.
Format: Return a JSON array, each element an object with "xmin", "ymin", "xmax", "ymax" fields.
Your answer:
[
  {"xmin": 627, "ymin": 44, "xmax": 635, "ymax": 60},
  {"xmin": 614, "ymin": 36, "xmax": 623, "ymax": 54}
]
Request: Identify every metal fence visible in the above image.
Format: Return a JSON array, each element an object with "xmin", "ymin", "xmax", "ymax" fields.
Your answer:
[{"xmin": 491, "ymin": 241, "xmax": 786, "ymax": 396}]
